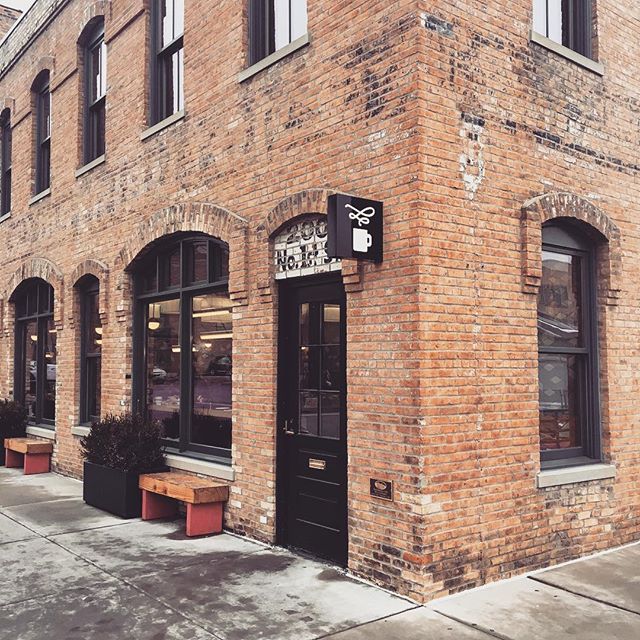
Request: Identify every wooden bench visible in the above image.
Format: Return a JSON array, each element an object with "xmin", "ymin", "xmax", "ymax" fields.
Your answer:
[
  {"xmin": 139, "ymin": 472, "xmax": 229, "ymax": 537},
  {"xmin": 4, "ymin": 438, "xmax": 53, "ymax": 475}
]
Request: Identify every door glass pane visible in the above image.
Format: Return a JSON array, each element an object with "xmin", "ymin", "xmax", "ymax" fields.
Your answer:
[
  {"xmin": 146, "ymin": 298, "xmax": 180, "ymax": 442},
  {"xmin": 43, "ymin": 320, "xmax": 56, "ymax": 421},
  {"xmin": 299, "ymin": 391, "xmax": 318, "ymax": 436},
  {"xmin": 539, "ymin": 353, "xmax": 582, "ymax": 451},
  {"xmin": 299, "ymin": 346, "xmax": 319, "ymax": 390},
  {"xmin": 299, "ymin": 302, "xmax": 320, "ymax": 346},
  {"xmin": 24, "ymin": 320, "xmax": 37, "ymax": 421},
  {"xmin": 322, "ymin": 304, "xmax": 340, "ymax": 344},
  {"xmin": 321, "ymin": 346, "xmax": 341, "ymax": 391},
  {"xmin": 538, "ymin": 250, "xmax": 582, "ymax": 348},
  {"xmin": 191, "ymin": 293, "xmax": 232, "ymax": 450},
  {"xmin": 320, "ymin": 392, "xmax": 340, "ymax": 439}
]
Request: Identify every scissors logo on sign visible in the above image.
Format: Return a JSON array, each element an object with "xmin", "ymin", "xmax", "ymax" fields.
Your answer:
[{"xmin": 346, "ymin": 203, "xmax": 376, "ymax": 228}]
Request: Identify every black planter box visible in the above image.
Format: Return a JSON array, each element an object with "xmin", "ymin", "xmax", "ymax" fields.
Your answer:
[{"xmin": 83, "ymin": 461, "xmax": 143, "ymax": 519}]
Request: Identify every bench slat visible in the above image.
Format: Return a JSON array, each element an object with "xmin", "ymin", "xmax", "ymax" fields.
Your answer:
[
  {"xmin": 139, "ymin": 472, "xmax": 229, "ymax": 504},
  {"xmin": 4, "ymin": 437, "xmax": 53, "ymax": 455}
]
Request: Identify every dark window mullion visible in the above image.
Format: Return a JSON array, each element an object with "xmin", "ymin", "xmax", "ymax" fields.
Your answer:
[{"xmin": 179, "ymin": 290, "xmax": 191, "ymax": 452}]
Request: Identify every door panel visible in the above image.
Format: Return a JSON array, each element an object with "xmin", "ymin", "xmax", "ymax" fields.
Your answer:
[{"xmin": 278, "ymin": 279, "xmax": 347, "ymax": 566}]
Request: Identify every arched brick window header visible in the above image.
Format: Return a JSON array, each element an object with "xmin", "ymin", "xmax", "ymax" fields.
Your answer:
[
  {"xmin": 3, "ymin": 258, "xmax": 64, "ymax": 332},
  {"xmin": 521, "ymin": 192, "xmax": 622, "ymax": 306},
  {"xmin": 71, "ymin": 259, "xmax": 109, "ymax": 325}
]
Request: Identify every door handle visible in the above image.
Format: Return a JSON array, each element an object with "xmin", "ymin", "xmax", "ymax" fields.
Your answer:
[{"xmin": 282, "ymin": 419, "xmax": 295, "ymax": 436}]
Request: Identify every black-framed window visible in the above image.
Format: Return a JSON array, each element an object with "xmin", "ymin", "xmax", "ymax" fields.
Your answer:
[
  {"xmin": 33, "ymin": 71, "xmax": 51, "ymax": 194},
  {"xmin": 83, "ymin": 20, "xmax": 106, "ymax": 164},
  {"xmin": 80, "ymin": 277, "xmax": 102, "ymax": 424},
  {"xmin": 533, "ymin": 0, "xmax": 593, "ymax": 59},
  {"xmin": 249, "ymin": 0, "xmax": 308, "ymax": 65},
  {"xmin": 151, "ymin": 0, "xmax": 184, "ymax": 125},
  {"xmin": 0, "ymin": 108, "xmax": 11, "ymax": 216},
  {"xmin": 537, "ymin": 222, "xmax": 601, "ymax": 467},
  {"xmin": 14, "ymin": 279, "xmax": 56, "ymax": 427},
  {"xmin": 133, "ymin": 235, "xmax": 232, "ymax": 459}
]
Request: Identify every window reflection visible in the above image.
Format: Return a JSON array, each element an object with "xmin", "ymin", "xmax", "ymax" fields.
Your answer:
[
  {"xmin": 191, "ymin": 293, "xmax": 232, "ymax": 449},
  {"xmin": 146, "ymin": 298, "xmax": 181, "ymax": 442}
]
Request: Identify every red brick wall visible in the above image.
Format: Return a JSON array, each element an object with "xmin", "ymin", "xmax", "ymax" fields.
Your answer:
[{"xmin": 0, "ymin": 0, "xmax": 638, "ymax": 603}]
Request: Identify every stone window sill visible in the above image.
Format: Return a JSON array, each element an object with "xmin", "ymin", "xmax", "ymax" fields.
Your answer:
[
  {"xmin": 26, "ymin": 425, "xmax": 55, "ymax": 440},
  {"xmin": 75, "ymin": 154, "xmax": 106, "ymax": 178},
  {"xmin": 537, "ymin": 463, "xmax": 616, "ymax": 488},
  {"xmin": 71, "ymin": 425, "xmax": 91, "ymax": 438},
  {"xmin": 29, "ymin": 188, "xmax": 51, "ymax": 206},
  {"xmin": 530, "ymin": 31, "xmax": 604, "ymax": 76},
  {"xmin": 141, "ymin": 110, "xmax": 185, "ymax": 141},
  {"xmin": 165, "ymin": 453, "xmax": 234, "ymax": 482},
  {"xmin": 0, "ymin": 211, "xmax": 10, "ymax": 223},
  {"xmin": 238, "ymin": 33, "xmax": 310, "ymax": 83}
]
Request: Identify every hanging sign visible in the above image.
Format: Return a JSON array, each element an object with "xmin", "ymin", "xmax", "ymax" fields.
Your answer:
[{"xmin": 327, "ymin": 194, "xmax": 383, "ymax": 263}]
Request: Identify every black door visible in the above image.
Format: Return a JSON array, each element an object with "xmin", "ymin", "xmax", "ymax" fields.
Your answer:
[{"xmin": 277, "ymin": 277, "xmax": 347, "ymax": 566}]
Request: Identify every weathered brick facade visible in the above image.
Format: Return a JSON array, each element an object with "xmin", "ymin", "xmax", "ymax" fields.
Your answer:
[{"xmin": 0, "ymin": 0, "xmax": 638, "ymax": 603}]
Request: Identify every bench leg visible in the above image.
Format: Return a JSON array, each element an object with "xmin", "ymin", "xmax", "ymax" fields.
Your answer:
[
  {"xmin": 186, "ymin": 502, "xmax": 223, "ymax": 537},
  {"xmin": 5, "ymin": 449, "xmax": 23, "ymax": 468},
  {"xmin": 142, "ymin": 490, "xmax": 178, "ymax": 521},
  {"xmin": 23, "ymin": 453, "xmax": 50, "ymax": 475}
]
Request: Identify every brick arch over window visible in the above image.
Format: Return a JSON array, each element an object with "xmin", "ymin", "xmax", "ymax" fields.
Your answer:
[
  {"xmin": 70, "ymin": 259, "xmax": 109, "ymax": 326},
  {"xmin": 78, "ymin": 1, "xmax": 110, "ymax": 41},
  {"xmin": 521, "ymin": 192, "xmax": 622, "ymax": 305},
  {"xmin": 3, "ymin": 258, "xmax": 64, "ymax": 333},
  {"xmin": 256, "ymin": 189, "xmax": 362, "ymax": 294},
  {"xmin": 114, "ymin": 203, "xmax": 248, "ymax": 316}
]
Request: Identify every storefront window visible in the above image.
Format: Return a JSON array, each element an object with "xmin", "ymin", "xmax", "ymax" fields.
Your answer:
[
  {"xmin": 14, "ymin": 279, "xmax": 56, "ymax": 427},
  {"xmin": 80, "ymin": 277, "xmax": 102, "ymax": 424},
  {"xmin": 134, "ymin": 235, "xmax": 231, "ymax": 458}
]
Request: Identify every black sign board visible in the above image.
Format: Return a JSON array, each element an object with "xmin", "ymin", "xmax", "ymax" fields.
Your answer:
[
  {"xmin": 327, "ymin": 194, "xmax": 383, "ymax": 263},
  {"xmin": 370, "ymin": 478, "xmax": 393, "ymax": 501}
]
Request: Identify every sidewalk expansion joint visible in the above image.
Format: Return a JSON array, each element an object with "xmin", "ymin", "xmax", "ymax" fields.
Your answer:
[{"xmin": 528, "ymin": 576, "xmax": 640, "ymax": 618}]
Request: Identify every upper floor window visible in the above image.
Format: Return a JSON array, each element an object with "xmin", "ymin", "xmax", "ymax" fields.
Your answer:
[
  {"xmin": 249, "ymin": 0, "xmax": 307, "ymax": 65},
  {"xmin": 32, "ymin": 71, "xmax": 51, "ymax": 194},
  {"xmin": 533, "ymin": 0, "xmax": 593, "ymax": 59},
  {"xmin": 83, "ymin": 20, "xmax": 106, "ymax": 164},
  {"xmin": 0, "ymin": 108, "xmax": 11, "ymax": 216},
  {"xmin": 151, "ymin": 0, "xmax": 184, "ymax": 124},
  {"xmin": 537, "ymin": 221, "xmax": 601, "ymax": 467}
]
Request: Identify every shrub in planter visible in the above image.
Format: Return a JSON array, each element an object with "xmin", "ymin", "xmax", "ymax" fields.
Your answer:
[
  {"xmin": 0, "ymin": 400, "xmax": 27, "ymax": 466},
  {"xmin": 81, "ymin": 413, "xmax": 166, "ymax": 518}
]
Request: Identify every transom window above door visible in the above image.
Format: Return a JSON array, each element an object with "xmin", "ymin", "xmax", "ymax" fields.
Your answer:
[{"xmin": 133, "ymin": 235, "xmax": 232, "ymax": 459}]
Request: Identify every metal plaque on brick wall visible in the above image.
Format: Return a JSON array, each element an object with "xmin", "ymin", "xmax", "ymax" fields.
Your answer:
[{"xmin": 274, "ymin": 216, "xmax": 341, "ymax": 280}]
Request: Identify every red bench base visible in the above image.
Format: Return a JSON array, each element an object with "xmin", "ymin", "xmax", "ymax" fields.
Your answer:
[
  {"xmin": 5, "ymin": 449, "xmax": 50, "ymax": 475},
  {"xmin": 141, "ymin": 489, "xmax": 223, "ymax": 536}
]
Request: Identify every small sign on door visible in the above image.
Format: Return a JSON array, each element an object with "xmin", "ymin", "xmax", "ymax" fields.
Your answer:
[{"xmin": 327, "ymin": 194, "xmax": 383, "ymax": 263}]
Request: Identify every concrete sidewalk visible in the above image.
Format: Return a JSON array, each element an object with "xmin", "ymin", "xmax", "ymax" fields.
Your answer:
[{"xmin": 0, "ymin": 468, "xmax": 638, "ymax": 639}]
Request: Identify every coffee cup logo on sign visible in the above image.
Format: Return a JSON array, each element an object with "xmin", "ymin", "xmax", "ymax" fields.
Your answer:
[
  {"xmin": 347, "ymin": 204, "xmax": 376, "ymax": 254},
  {"xmin": 352, "ymin": 228, "xmax": 373, "ymax": 253}
]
